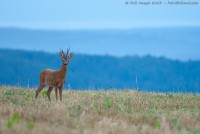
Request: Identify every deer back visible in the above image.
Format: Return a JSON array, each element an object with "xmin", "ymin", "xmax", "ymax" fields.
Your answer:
[{"xmin": 40, "ymin": 68, "xmax": 66, "ymax": 87}]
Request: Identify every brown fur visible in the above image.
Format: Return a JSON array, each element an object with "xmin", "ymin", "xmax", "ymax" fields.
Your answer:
[{"xmin": 35, "ymin": 49, "xmax": 72, "ymax": 101}]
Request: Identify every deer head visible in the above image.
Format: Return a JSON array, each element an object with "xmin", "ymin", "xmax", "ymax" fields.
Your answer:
[{"xmin": 59, "ymin": 47, "xmax": 73, "ymax": 67}]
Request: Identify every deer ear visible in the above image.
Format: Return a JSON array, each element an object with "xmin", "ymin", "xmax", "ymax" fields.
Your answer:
[{"xmin": 59, "ymin": 52, "xmax": 64, "ymax": 60}]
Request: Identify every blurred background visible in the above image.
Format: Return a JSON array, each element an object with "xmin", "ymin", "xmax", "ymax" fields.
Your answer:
[{"xmin": 0, "ymin": 0, "xmax": 200, "ymax": 92}]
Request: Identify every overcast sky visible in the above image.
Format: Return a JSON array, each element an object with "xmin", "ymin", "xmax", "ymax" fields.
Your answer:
[{"xmin": 0, "ymin": 0, "xmax": 200, "ymax": 29}]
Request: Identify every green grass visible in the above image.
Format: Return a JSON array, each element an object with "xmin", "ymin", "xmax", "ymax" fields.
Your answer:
[{"xmin": 0, "ymin": 86, "xmax": 200, "ymax": 134}]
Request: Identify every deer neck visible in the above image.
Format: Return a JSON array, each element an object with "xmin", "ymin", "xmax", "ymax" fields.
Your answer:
[{"xmin": 59, "ymin": 64, "xmax": 67, "ymax": 78}]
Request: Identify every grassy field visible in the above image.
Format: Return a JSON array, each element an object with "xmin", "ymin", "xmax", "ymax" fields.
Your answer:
[{"xmin": 0, "ymin": 86, "xmax": 200, "ymax": 134}]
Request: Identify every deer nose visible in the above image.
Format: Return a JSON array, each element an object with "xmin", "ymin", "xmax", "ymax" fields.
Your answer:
[{"xmin": 64, "ymin": 63, "xmax": 67, "ymax": 66}]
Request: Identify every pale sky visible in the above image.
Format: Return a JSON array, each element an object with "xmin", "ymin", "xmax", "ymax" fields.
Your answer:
[{"xmin": 0, "ymin": 0, "xmax": 200, "ymax": 29}]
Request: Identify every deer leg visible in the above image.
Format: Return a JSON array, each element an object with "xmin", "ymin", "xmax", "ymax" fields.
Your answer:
[
  {"xmin": 55, "ymin": 87, "xmax": 58, "ymax": 101},
  {"xmin": 59, "ymin": 86, "xmax": 63, "ymax": 102},
  {"xmin": 35, "ymin": 84, "xmax": 45, "ymax": 99},
  {"xmin": 47, "ymin": 87, "xmax": 53, "ymax": 101}
]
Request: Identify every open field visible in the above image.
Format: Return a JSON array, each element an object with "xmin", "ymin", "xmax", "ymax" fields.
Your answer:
[{"xmin": 0, "ymin": 86, "xmax": 200, "ymax": 134}]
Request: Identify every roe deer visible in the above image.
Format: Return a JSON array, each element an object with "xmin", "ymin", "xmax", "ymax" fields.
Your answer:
[{"xmin": 35, "ymin": 48, "xmax": 72, "ymax": 101}]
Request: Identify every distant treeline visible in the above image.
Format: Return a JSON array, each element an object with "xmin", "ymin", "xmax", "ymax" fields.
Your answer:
[{"xmin": 0, "ymin": 49, "xmax": 199, "ymax": 93}]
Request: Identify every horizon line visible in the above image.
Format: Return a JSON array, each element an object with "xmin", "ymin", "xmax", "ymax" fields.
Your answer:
[
  {"xmin": 1, "ymin": 25, "xmax": 200, "ymax": 31},
  {"xmin": 0, "ymin": 20, "xmax": 200, "ymax": 30}
]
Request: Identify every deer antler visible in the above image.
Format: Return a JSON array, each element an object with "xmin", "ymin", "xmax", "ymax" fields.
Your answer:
[{"xmin": 66, "ymin": 47, "xmax": 70, "ymax": 57}]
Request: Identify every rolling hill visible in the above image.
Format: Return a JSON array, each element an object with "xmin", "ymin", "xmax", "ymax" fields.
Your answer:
[
  {"xmin": 0, "ymin": 49, "xmax": 199, "ymax": 92},
  {"xmin": 0, "ymin": 27, "xmax": 200, "ymax": 60}
]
